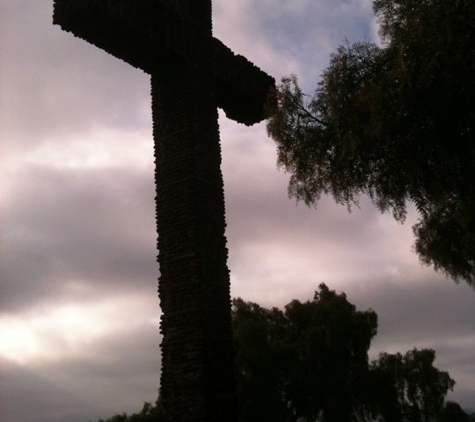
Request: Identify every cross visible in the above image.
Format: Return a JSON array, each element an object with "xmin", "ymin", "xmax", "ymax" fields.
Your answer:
[{"xmin": 53, "ymin": 1, "xmax": 275, "ymax": 421}]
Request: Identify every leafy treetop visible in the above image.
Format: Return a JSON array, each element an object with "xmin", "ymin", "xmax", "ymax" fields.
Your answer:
[{"xmin": 266, "ymin": 0, "xmax": 475, "ymax": 284}]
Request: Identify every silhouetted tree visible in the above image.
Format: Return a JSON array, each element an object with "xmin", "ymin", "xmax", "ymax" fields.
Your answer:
[
  {"xmin": 95, "ymin": 287, "xmax": 464, "ymax": 422},
  {"xmin": 232, "ymin": 285, "xmax": 459, "ymax": 422},
  {"xmin": 94, "ymin": 395, "xmax": 168, "ymax": 422},
  {"xmin": 369, "ymin": 349, "xmax": 455, "ymax": 422},
  {"xmin": 266, "ymin": 0, "xmax": 475, "ymax": 284},
  {"xmin": 440, "ymin": 402, "xmax": 471, "ymax": 422},
  {"xmin": 233, "ymin": 283, "xmax": 378, "ymax": 422},
  {"xmin": 232, "ymin": 298, "xmax": 291, "ymax": 422}
]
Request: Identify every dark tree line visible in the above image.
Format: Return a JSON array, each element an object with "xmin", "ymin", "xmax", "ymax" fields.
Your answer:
[
  {"xmin": 232, "ymin": 284, "xmax": 460, "ymax": 422},
  {"xmin": 95, "ymin": 285, "xmax": 471, "ymax": 422},
  {"xmin": 266, "ymin": 0, "xmax": 475, "ymax": 284}
]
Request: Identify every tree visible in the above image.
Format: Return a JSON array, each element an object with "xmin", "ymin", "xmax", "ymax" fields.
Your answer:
[
  {"xmin": 94, "ymin": 396, "xmax": 168, "ymax": 422},
  {"xmin": 231, "ymin": 299, "xmax": 291, "ymax": 421},
  {"xmin": 266, "ymin": 0, "xmax": 475, "ymax": 284},
  {"xmin": 233, "ymin": 284, "xmax": 379, "ymax": 422},
  {"xmin": 232, "ymin": 285, "xmax": 458, "ymax": 422},
  {"xmin": 369, "ymin": 349, "xmax": 455, "ymax": 422},
  {"xmin": 440, "ymin": 402, "xmax": 471, "ymax": 422}
]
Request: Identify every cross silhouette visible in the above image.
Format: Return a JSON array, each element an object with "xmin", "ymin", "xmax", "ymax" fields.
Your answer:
[{"xmin": 53, "ymin": 1, "xmax": 274, "ymax": 421}]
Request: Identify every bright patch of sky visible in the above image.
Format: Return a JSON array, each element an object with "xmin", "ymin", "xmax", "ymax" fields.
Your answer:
[{"xmin": 0, "ymin": 294, "xmax": 159, "ymax": 364}]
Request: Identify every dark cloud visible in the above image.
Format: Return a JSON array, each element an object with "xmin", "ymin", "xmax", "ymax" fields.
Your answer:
[
  {"xmin": 350, "ymin": 280, "xmax": 475, "ymax": 347},
  {"xmin": 1, "ymin": 163, "xmax": 157, "ymax": 312},
  {"xmin": 348, "ymin": 279, "xmax": 475, "ymax": 408},
  {"xmin": 1, "ymin": 0, "xmax": 151, "ymax": 154},
  {"xmin": 353, "ymin": 284, "xmax": 473, "ymax": 407},
  {"xmin": 0, "ymin": 357, "xmax": 89, "ymax": 422}
]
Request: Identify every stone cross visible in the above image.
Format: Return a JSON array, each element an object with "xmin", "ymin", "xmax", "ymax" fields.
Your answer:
[{"xmin": 53, "ymin": 1, "xmax": 274, "ymax": 421}]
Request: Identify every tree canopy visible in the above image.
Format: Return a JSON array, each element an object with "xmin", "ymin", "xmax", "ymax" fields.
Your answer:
[
  {"xmin": 94, "ymin": 397, "xmax": 168, "ymax": 422},
  {"xmin": 232, "ymin": 284, "xmax": 457, "ymax": 422},
  {"xmin": 369, "ymin": 349, "xmax": 456, "ymax": 422},
  {"xmin": 95, "ymin": 285, "xmax": 467, "ymax": 422},
  {"xmin": 266, "ymin": 0, "xmax": 475, "ymax": 285},
  {"xmin": 233, "ymin": 284, "xmax": 378, "ymax": 422}
]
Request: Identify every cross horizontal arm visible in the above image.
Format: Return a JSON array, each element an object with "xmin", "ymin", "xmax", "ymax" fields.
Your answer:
[
  {"xmin": 213, "ymin": 39, "xmax": 275, "ymax": 126},
  {"xmin": 53, "ymin": 0, "xmax": 275, "ymax": 125}
]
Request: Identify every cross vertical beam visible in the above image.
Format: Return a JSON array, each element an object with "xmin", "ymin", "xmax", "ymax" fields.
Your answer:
[
  {"xmin": 52, "ymin": 1, "xmax": 275, "ymax": 421},
  {"xmin": 152, "ymin": 55, "xmax": 235, "ymax": 422}
]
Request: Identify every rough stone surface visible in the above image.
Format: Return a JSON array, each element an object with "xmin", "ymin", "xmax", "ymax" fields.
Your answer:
[
  {"xmin": 53, "ymin": 1, "xmax": 274, "ymax": 421},
  {"xmin": 152, "ymin": 62, "xmax": 235, "ymax": 420}
]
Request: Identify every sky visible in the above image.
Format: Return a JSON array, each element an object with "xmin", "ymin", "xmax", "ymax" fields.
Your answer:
[{"xmin": 1, "ymin": 1, "xmax": 474, "ymax": 421}]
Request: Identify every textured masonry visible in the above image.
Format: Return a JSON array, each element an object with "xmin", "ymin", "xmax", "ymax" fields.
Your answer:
[{"xmin": 53, "ymin": 1, "xmax": 275, "ymax": 421}]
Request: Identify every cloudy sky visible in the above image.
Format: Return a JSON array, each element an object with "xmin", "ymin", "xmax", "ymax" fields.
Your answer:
[{"xmin": 1, "ymin": 1, "xmax": 474, "ymax": 421}]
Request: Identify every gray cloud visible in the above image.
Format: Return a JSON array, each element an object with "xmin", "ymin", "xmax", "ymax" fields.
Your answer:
[
  {"xmin": 1, "ymin": 0, "xmax": 151, "ymax": 155},
  {"xmin": 213, "ymin": 0, "xmax": 376, "ymax": 90},
  {"xmin": 1, "ymin": 358, "xmax": 90, "ymax": 422},
  {"xmin": 1, "ymin": 320, "xmax": 160, "ymax": 422},
  {"xmin": 1, "ymin": 163, "xmax": 157, "ymax": 312},
  {"xmin": 358, "ymin": 280, "xmax": 475, "ymax": 408}
]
